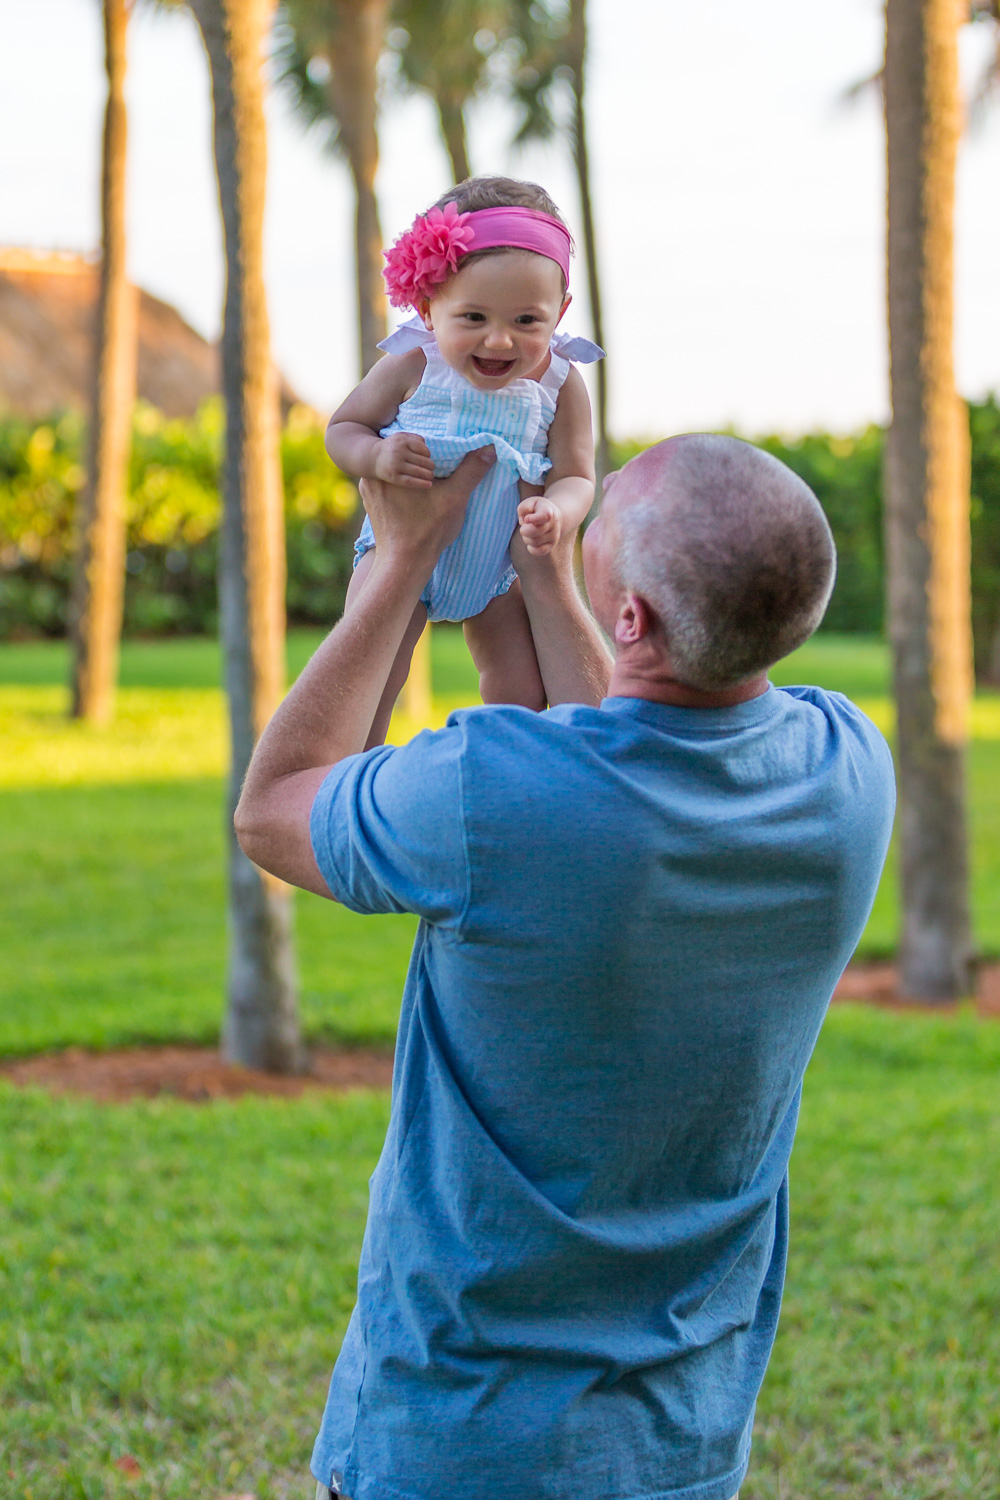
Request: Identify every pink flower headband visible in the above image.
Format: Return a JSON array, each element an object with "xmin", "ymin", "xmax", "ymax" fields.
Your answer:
[{"xmin": 382, "ymin": 204, "xmax": 572, "ymax": 309}]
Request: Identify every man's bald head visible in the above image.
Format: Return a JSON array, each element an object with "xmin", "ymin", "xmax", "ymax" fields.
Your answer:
[{"xmin": 610, "ymin": 435, "xmax": 836, "ymax": 690}]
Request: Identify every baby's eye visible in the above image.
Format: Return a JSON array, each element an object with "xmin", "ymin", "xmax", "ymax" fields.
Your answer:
[
  {"xmin": 515, "ymin": 315, "xmax": 539, "ymax": 326},
  {"xmin": 463, "ymin": 312, "xmax": 487, "ymax": 323}
]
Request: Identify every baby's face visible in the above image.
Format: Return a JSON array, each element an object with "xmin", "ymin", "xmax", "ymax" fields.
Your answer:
[{"xmin": 419, "ymin": 251, "xmax": 570, "ymax": 391}]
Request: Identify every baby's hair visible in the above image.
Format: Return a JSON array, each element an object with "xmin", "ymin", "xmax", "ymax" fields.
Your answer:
[
  {"xmin": 431, "ymin": 175, "xmax": 566, "ymax": 221},
  {"xmin": 429, "ymin": 175, "xmax": 571, "ymax": 290}
]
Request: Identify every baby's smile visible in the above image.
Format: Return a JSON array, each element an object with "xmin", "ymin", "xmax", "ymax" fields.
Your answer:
[{"xmin": 472, "ymin": 355, "xmax": 517, "ymax": 379}]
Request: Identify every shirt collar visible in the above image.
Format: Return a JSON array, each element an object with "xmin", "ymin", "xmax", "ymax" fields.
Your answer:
[{"xmin": 599, "ymin": 683, "xmax": 783, "ymax": 734}]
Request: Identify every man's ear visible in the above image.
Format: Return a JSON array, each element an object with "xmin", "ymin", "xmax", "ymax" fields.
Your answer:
[
  {"xmin": 556, "ymin": 292, "xmax": 572, "ymax": 326},
  {"xmin": 614, "ymin": 591, "xmax": 656, "ymax": 648},
  {"xmin": 417, "ymin": 297, "xmax": 434, "ymax": 330}
]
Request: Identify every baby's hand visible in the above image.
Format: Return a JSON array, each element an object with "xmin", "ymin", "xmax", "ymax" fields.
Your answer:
[
  {"xmin": 517, "ymin": 493, "xmax": 563, "ymax": 556},
  {"xmin": 374, "ymin": 432, "xmax": 435, "ymax": 489}
]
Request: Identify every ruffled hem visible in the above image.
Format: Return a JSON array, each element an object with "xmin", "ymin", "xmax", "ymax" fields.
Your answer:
[
  {"xmin": 377, "ymin": 421, "xmax": 551, "ymax": 485},
  {"xmin": 428, "ymin": 432, "xmax": 551, "ymax": 485}
]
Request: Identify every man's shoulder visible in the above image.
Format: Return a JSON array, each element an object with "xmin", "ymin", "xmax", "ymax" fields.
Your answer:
[
  {"xmin": 775, "ymin": 683, "xmax": 893, "ymax": 760},
  {"xmin": 354, "ymin": 705, "xmax": 585, "ymax": 800},
  {"xmin": 773, "ymin": 684, "xmax": 896, "ymax": 825}
]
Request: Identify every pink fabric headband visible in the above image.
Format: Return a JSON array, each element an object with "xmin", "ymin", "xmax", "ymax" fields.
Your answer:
[{"xmin": 383, "ymin": 204, "xmax": 572, "ymax": 309}]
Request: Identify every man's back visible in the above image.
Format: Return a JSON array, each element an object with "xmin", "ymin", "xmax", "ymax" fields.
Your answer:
[{"xmin": 309, "ymin": 685, "xmax": 894, "ymax": 1500}]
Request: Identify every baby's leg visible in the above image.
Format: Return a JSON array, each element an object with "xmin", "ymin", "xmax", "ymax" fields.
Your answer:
[
  {"xmin": 344, "ymin": 549, "xmax": 428, "ymax": 748},
  {"xmin": 464, "ymin": 581, "xmax": 546, "ymax": 712}
]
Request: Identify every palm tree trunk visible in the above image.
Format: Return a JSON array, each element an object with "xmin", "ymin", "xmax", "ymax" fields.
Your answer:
[
  {"xmin": 884, "ymin": 0, "xmax": 973, "ymax": 999},
  {"xmin": 565, "ymin": 0, "xmax": 609, "ymax": 497},
  {"xmin": 190, "ymin": 0, "xmax": 303, "ymax": 1072},
  {"xmin": 69, "ymin": 0, "xmax": 137, "ymax": 725},
  {"xmin": 327, "ymin": 0, "xmax": 389, "ymax": 375},
  {"xmin": 435, "ymin": 93, "xmax": 471, "ymax": 182}
]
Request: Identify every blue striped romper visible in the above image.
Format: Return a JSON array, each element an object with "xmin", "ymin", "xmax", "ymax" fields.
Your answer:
[{"xmin": 353, "ymin": 318, "xmax": 605, "ymax": 624}]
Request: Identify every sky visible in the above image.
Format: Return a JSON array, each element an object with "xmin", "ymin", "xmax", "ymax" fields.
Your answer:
[{"xmin": 2, "ymin": 0, "xmax": 999, "ymax": 439}]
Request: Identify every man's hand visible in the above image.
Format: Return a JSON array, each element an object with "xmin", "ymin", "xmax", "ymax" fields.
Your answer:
[
  {"xmin": 373, "ymin": 431, "xmax": 435, "ymax": 489},
  {"xmin": 517, "ymin": 493, "xmax": 563, "ymax": 556},
  {"xmin": 362, "ymin": 445, "xmax": 494, "ymax": 566}
]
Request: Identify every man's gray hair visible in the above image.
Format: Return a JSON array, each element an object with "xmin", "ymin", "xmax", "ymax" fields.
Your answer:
[{"xmin": 617, "ymin": 435, "xmax": 836, "ymax": 690}]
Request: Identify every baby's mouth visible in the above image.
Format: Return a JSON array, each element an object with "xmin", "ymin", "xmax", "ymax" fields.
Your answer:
[{"xmin": 472, "ymin": 355, "xmax": 516, "ymax": 378}]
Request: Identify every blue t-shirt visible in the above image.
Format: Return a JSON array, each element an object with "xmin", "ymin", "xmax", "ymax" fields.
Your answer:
[{"xmin": 309, "ymin": 686, "xmax": 895, "ymax": 1500}]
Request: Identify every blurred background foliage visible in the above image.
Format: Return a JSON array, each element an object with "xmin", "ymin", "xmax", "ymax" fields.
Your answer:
[
  {"xmin": 0, "ymin": 399, "xmax": 360, "ymax": 639},
  {"xmin": 6, "ymin": 392, "xmax": 1000, "ymax": 679}
]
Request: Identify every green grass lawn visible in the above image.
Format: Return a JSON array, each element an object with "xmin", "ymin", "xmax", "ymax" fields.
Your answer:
[
  {"xmin": 3, "ymin": 631, "xmax": 1000, "ymax": 1056},
  {"xmin": 0, "ymin": 629, "xmax": 478, "ymax": 1057},
  {"xmin": 0, "ymin": 626, "xmax": 479, "ymax": 696},
  {"xmin": 2, "ymin": 1007, "xmax": 998, "ymax": 1499}
]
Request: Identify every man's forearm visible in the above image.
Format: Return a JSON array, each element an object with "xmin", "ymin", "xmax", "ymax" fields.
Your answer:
[
  {"xmin": 518, "ymin": 549, "xmax": 612, "ymax": 707},
  {"xmin": 242, "ymin": 547, "xmax": 428, "ymax": 795},
  {"xmin": 233, "ymin": 451, "xmax": 489, "ymax": 893},
  {"xmin": 232, "ymin": 547, "xmax": 430, "ymax": 892}
]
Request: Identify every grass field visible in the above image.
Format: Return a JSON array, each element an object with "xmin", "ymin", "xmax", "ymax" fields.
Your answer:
[
  {"xmin": 3, "ymin": 1008, "xmax": 998, "ymax": 1498},
  {"xmin": 0, "ymin": 629, "xmax": 476, "ymax": 1058},
  {"xmin": 3, "ymin": 630, "xmax": 1000, "ymax": 1057},
  {"xmin": 3, "ymin": 630, "xmax": 1000, "ymax": 1498}
]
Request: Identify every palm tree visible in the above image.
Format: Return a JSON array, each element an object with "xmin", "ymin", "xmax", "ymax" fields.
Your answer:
[
  {"xmin": 276, "ymin": 0, "xmax": 390, "ymax": 375},
  {"xmin": 188, "ymin": 0, "xmax": 303, "ymax": 1071},
  {"xmin": 389, "ymin": 0, "xmax": 528, "ymax": 183},
  {"xmin": 69, "ymin": 0, "xmax": 138, "ymax": 724},
  {"xmin": 510, "ymin": 0, "xmax": 609, "ymax": 490},
  {"xmin": 884, "ymin": 0, "xmax": 973, "ymax": 999},
  {"xmin": 563, "ymin": 0, "xmax": 607, "ymax": 490}
]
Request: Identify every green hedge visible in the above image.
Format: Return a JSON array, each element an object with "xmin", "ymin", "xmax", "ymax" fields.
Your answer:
[
  {"xmin": 0, "ymin": 400, "xmax": 360, "ymax": 638},
  {"xmin": 6, "ymin": 397, "xmax": 1000, "ymax": 672}
]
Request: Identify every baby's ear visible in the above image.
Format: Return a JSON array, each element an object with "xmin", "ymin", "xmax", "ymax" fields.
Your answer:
[
  {"xmin": 416, "ymin": 297, "xmax": 434, "ymax": 330},
  {"xmin": 556, "ymin": 292, "xmax": 572, "ymax": 326}
]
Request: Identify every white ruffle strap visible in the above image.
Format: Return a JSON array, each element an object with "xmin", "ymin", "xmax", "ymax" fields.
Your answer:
[
  {"xmin": 378, "ymin": 317, "xmax": 605, "ymax": 364},
  {"xmin": 377, "ymin": 317, "xmax": 435, "ymax": 356},
  {"xmin": 551, "ymin": 330, "xmax": 606, "ymax": 363}
]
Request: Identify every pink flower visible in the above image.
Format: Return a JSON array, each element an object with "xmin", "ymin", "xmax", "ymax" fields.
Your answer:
[{"xmin": 383, "ymin": 202, "xmax": 474, "ymax": 308}]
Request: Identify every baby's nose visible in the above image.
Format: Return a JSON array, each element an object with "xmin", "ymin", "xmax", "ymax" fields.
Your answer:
[{"xmin": 483, "ymin": 327, "xmax": 514, "ymax": 349}]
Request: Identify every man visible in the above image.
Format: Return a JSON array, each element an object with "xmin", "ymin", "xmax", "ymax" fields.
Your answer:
[{"xmin": 236, "ymin": 435, "xmax": 895, "ymax": 1500}]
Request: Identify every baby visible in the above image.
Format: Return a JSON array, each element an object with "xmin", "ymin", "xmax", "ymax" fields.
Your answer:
[{"xmin": 326, "ymin": 176, "xmax": 604, "ymax": 745}]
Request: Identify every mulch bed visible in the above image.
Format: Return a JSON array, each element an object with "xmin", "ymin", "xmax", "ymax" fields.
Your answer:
[
  {"xmin": 2, "ymin": 963, "xmax": 997, "ymax": 1104},
  {"xmin": 833, "ymin": 960, "xmax": 1000, "ymax": 1017},
  {"xmin": 0, "ymin": 1044, "xmax": 393, "ymax": 1103}
]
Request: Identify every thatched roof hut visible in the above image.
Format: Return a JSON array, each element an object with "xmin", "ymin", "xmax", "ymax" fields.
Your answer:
[{"xmin": 0, "ymin": 249, "xmax": 298, "ymax": 418}]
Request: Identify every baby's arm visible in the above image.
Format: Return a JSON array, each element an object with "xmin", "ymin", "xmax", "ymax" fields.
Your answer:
[
  {"xmin": 517, "ymin": 367, "xmax": 596, "ymax": 556},
  {"xmin": 325, "ymin": 349, "xmax": 435, "ymax": 489}
]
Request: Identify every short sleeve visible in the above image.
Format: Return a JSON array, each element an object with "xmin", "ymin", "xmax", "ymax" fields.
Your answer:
[{"xmin": 309, "ymin": 724, "xmax": 469, "ymax": 925}]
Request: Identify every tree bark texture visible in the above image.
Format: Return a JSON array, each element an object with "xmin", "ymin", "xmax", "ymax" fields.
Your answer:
[
  {"xmin": 566, "ymin": 0, "xmax": 609, "ymax": 498},
  {"xmin": 191, "ymin": 0, "xmax": 303, "ymax": 1072},
  {"xmin": 69, "ymin": 0, "xmax": 137, "ymax": 725},
  {"xmin": 885, "ymin": 0, "xmax": 973, "ymax": 998},
  {"xmin": 436, "ymin": 92, "xmax": 471, "ymax": 183},
  {"xmin": 327, "ymin": 0, "xmax": 389, "ymax": 375}
]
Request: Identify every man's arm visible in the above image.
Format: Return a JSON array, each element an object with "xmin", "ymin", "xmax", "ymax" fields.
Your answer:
[
  {"xmin": 234, "ymin": 449, "xmax": 493, "ymax": 895},
  {"xmin": 511, "ymin": 526, "xmax": 613, "ymax": 707}
]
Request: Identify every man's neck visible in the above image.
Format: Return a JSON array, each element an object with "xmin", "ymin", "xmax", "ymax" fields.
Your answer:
[{"xmin": 605, "ymin": 661, "xmax": 770, "ymax": 710}]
